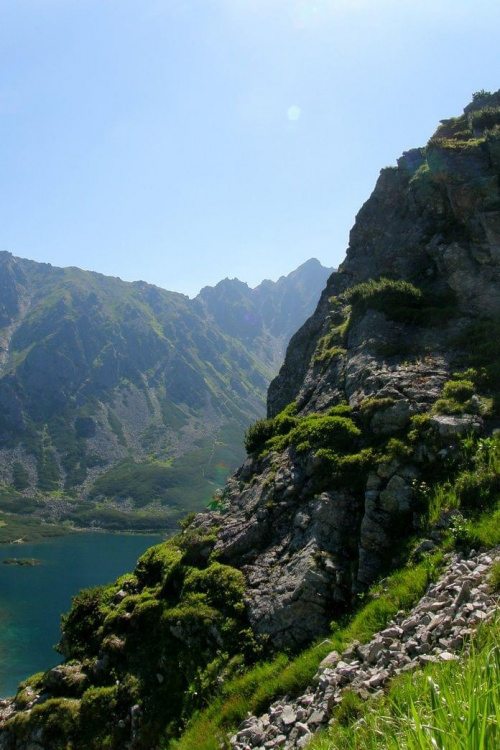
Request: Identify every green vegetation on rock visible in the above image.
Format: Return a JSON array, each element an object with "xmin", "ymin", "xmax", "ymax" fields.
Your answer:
[
  {"xmin": 2, "ymin": 529, "xmax": 258, "ymax": 748},
  {"xmin": 345, "ymin": 278, "xmax": 424, "ymax": 323}
]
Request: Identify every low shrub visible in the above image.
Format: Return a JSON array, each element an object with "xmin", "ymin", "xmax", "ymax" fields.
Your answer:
[
  {"xmin": 79, "ymin": 686, "xmax": 122, "ymax": 745},
  {"xmin": 314, "ymin": 448, "xmax": 375, "ymax": 493},
  {"xmin": 264, "ymin": 414, "xmax": 360, "ymax": 455},
  {"xmin": 434, "ymin": 379, "xmax": 477, "ymax": 416},
  {"xmin": 450, "ymin": 512, "xmax": 478, "ymax": 550},
  {"xmin": 245, "ymin": 405, "xmax": 358, "ymax": 457},
  {"xmin": 244, "ymin": 403, "xmax": 298, "ymax": 455},
  {"xmin": 244, "ymin": 417, "xmax": 276, "ymax": 455},
  {"xmin": 384, "ymin": 438, "xmax": 413, "ymax": 462},
  {"xmin": 135, "ymin": 540, "xmax": 183, "ymax": 588},
  {"xmin": 182, "ymin": 562, "xmax": 245, "ymax": 611},
  {"xmin": 59, "ymin": 586, "xmax": 108, "ymax": 659},
  {"xmin": 6, "ymin": 698, "xmax": 80, "ymax": 749},
  {"xmin": 454, "ymin": 466, "xmax": 500, "ymax": 511},
  {"xmin": 345, "ymin": 278, "xmax": 424, "ymax": 324},
  {"xmin": 358, "ymin": 397, "xmax": 396, "ymax": 425},
  {"xmin": 442, "ymin": 379, "xmax": 475, "ymax": 402},
  {"xmin": 469, "ymin": 105, "xmax": 500, "ymax": 131}
]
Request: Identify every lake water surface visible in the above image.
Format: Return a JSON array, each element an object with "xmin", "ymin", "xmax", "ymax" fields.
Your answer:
[{"xmin": 0, "ymin": 532, "xmax": 162, "ymax": 697}]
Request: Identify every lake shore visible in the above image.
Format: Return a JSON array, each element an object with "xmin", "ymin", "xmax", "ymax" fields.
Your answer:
[
  {"xmin": 0, "ymin": 531, "xmax": 164, "ymax": 698},
  {"xmin": 0, "ymin": 510, "xmax": 177, "ymax": 545}
]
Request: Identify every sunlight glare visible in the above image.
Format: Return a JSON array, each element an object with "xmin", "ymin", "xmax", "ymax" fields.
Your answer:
[{"xmin": 287, "ymin": 105, "xmax": 301, "ymax": 121}]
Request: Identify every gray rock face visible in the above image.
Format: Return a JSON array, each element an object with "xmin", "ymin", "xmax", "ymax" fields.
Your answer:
[
  {"xmin": 211, "ymin": 458, "xmax": 362, "ymax": 647},
  {"xmin": 196, "ymin": 94, "xmax": 500, "ymax": 649}
]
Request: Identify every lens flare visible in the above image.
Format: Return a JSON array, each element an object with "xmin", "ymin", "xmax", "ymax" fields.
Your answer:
[{"xmin": 287, "ymin": 105, "xmax": 301, "ymax": 121}]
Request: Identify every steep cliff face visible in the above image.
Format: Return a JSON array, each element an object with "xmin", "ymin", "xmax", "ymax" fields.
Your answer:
[
  {"xmin": 1, "ymin": 93, "xmax": 499, "ymax": 750},
  {"xmin": 196, "ymin": 90, "xmax": 500, "ymax": 648}
]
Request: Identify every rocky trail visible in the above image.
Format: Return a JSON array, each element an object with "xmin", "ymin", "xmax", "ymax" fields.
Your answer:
[{"xmin": 230, "ymin": 546, "xmax": 500, "ymax": 750}]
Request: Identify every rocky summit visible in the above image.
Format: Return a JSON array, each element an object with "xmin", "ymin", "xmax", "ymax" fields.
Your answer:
[{"xmin": 0, "ymin": 91, "xmax": 499, "ymax": 749}]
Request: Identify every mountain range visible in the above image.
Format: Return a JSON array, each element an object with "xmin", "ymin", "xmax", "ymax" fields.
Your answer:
[{"xmin": 0, "ymin": 254, "xmax": 332, "ymax": 532}]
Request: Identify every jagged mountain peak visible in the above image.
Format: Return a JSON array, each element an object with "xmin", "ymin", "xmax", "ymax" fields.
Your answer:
[{"xmin": 197, "ymin": 259, "xmax": 333, "ymax": 350}]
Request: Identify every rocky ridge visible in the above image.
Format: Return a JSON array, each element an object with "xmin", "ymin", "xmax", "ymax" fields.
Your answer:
[
  {"xmin": 185, "ymin": 90, "xmax": 500, "ymax": 650},
  {"xmin": 229, "ymin": 546, "xmax": 500, "ymax": 749}
]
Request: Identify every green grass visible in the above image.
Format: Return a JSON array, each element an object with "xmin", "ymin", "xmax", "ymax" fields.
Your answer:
[
  {"xmin": 0, "ymin": 511, "xmax": 71, "ymax": 543},
  {"xmin": 309, "ymin": 621, "xmax": 500, "ymax": 750},
  {"xmin": 425, "ymin": 435, "xmax": 500, "ymax": 528},
  {"xmin": 489, "ymin": 561, "xmax": 500, "ymax": 592},
  {"xmin": 470, "ymin": 503, "xmax": 500, "ymax": 548}
]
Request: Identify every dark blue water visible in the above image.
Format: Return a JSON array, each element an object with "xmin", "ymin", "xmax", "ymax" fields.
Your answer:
[{"xmin": 0, "ymin": 532, "xmax": 162, "ymax": 697}]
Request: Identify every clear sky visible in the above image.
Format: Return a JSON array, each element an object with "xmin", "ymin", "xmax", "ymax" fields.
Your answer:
[{"xmin": 0, "ymin": 1, "xmax": 499, "ymax": 297}]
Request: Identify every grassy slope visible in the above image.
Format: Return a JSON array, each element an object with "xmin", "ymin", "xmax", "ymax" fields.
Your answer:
[{"xmin": 0, "ymin": 259, "xmax": 270, "ymax": 532}]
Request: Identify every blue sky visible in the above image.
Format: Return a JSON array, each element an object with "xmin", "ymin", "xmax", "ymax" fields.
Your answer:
[{"xmin": 0, "ymin": 1, "xmax": 499, "ymax": 297}]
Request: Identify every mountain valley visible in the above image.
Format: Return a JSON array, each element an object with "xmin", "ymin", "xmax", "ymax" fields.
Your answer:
[{"xmin": 0, "ymin": 256, "xmax": 331, "ymax": 537}]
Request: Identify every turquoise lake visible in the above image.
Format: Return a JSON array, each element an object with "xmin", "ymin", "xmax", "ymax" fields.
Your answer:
[{"xmin": 0, "ymin": 532, "xmax": 163, "ymax": 697}]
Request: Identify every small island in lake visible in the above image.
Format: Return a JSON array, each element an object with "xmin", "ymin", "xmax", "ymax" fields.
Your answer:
[{"xmin": 2, "ymin": 558, "xmax": 42, "ymax": 567}]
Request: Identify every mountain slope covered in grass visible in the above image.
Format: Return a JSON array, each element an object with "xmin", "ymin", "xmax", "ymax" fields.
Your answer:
[{"xmin": 0, "ymin": 254, "xmax": 332, "ymax": 534}]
